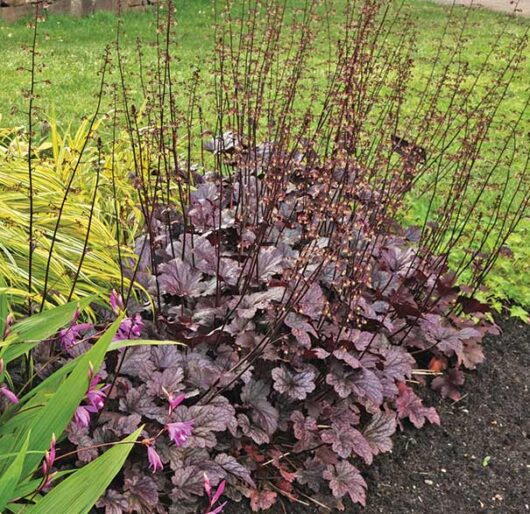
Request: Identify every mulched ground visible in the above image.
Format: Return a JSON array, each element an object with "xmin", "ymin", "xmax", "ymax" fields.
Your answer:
[{"xmin": 227, "ymin": 316, "xmax": 529, "ymax": 513}]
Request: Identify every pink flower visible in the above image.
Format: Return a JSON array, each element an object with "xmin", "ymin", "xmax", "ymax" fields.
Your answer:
[
  {"xmin": 166, "ymin": 420, "xmax": 194, "ymax": 447},
  {"xmin": 146, "ymin": 444, "xmax": 163, "ymax": 473},
  {"xmin": 2, "ymin": 313, "xmax": 14, "ymax": 339},
  {"xmin": 0, "ymin": 385, "xmax": 19, "ymax": 404},
  {"xmin": 42, "ymin": 434, "xmax": 56, "ymax": 476},
  {"xmin": 167, "ymin": 392, "xmax": 186, "ymax": 414},
  {"xmin": 74, "ymin": 405, "xmax": 93, "ymax": 427},
  {"xmin": 73, "ymin": 375, "xmax": 109, "ymax": 428},
  {"xmin": 114, "ymin": 313, "xmax": 144, "ymax": 341},
  {"xmin": 86, "ymin": 376, "xmax": 109, "ymax": 411},
  {"xmin": 38, "ymin": 471, "xmax": 57, "ymax": 492},
  {"xmin": 204, "ymin": 473, "xmax": 227, "ymax": 514},
  {"xmin": 59, "ymin": 322, "xmax": 93, "ymax": 353},
  {"xmin": 206, "ymin": 503, "xmax": 227, "ymax": 514},
  {"xmin": 110, "ymin": 290, "xmax": 124, "ymax": 314}
]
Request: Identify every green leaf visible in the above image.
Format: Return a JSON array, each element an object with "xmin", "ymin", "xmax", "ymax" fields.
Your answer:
[
  {"xmin": 0, "ymin": 275, "xmax": 9, "ymax": 342},
  {"xmin": 108, "ymin": 338, "xmax": 186, "ymax": 352},
  {"xmin": 0, "ymin": 297, "xmax": 93, "ymax": 364},
  {"xmin": 0, "ymin": 432, "xmax": 30, "ymax": 511},
  {"xmin": 9, "ymin": 317, "xmax": 122, "ymax": 476},
  {"xmin": 26, "ymin": 427, "xmax": 143, "ymax": 514},
  {"xmin": 12, "ymin": 470, "xmax": 74, "ymax": 502}
]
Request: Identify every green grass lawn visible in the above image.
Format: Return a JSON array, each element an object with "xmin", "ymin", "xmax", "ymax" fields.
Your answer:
[
  {"xmin": 1, "ymin": 1, "xmax": 528, "ymax": 125},
  {"xmin": 0, "ymin": 0, "xmax": 529, "ymax": 314}
]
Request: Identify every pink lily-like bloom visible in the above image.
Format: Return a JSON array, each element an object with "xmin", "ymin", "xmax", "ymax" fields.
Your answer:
[
  {"xmin": 114, "ymin": 313, "xmax": 144, "ymax": 341},
  {"xmin": 167, "ymin": 392, "xmax": 186, "ymax": 414},
  {"xmin": 204, "ymin": 473, "xmax": 227, "ymax": 514},
  {"xmin": 42, "ymin": 434, "xmax": 56, "ymax": 476},
  {"xmin": 110, "ymin": 289, "xmax": 125, "ymax": 314},
  {"xmin": 0, "ymin": 385, "xmax": 19, "ymax": 404},
  {"xmin": 73, "ymin": 374, "xmax": 109, "ymax": 428},
  {"xmin": 166, "ymin": 420, "xmax": 194, "ymax": 447},
  {"xmin": 74, "ymin": 405, "xmax": 95, "ymax": 428},
  {"xmin": 86, "ymin": 376, "xmax": 109, "ymax": 411},
  {"xmin": 147, "ymin": 444, "xmax": 163, "ymax": 473},
  {"xmin": 59, "ymin": 322, "xmax": 93, "ymax": 353}
]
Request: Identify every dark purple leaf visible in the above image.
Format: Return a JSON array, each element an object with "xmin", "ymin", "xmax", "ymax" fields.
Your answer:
[
  {"xmin": 171, "ymin": 465, "xmax": 207, "ymax": 500},
  {"xmin": 158, "ymin": 258, "xmax": 206, "ymax": 297},
  {"xmin": 271, "ymin": 366, "xmax": 316, "ymax": 400},
  {"xmin": 173, "ymin": 396, "xmax": 236, "ymax": 449},
  {"xmin": 96, "ymin": 489, "xmax": 129, "ymax": 514},
  {"xmin": 321, "ymin": 423, "xmax": 373, "ymax": 463},
  {"xmin": 456, "ymin": 340, "xmax": 485, "ymax": 370},
  {"xmin": 215, "ymin": 453, "xmax": 256, "ymax": 488},
  {"xmin": 284, "ymin": 313, "xmax": 317, "ymax": 348},
  {"xmin": 295, "ymin": 458, "xmax": 326, "ymax": 493},
  {"xmin": 119, "ymin": 386, "xmax": 166, "ymax": 422},
  {"xmin": 431, "ymin": 367, "xmax": 465, "ymax": 401},
  {"xmin": 296, "ymin": 283, "xmax": 326, "ymax": 319},
  {"xmin": 383, "ymin": 346, "xmax": 415, "ymax": 381},
  {"xmin": 323, "ymin": 460, "xmax": 367, "ymax": 506},
  {"xmin": 362, "ymin": 412, "xmax": 396, "ymax": 455},
  {"xmin": 238, "ymin": 413, "xmax": 271, "ymax": 445},
  {"xmin": 151, "ymin": 345, "xmax": 181, "ymax": 369},
  {"xmin": 333, "ymin": 348, "xmax": 362, "ymax": 369},
  {"xmin": 120, "ymin": 347, "xmax": 155, "ymax": 379},
  {"xmin": 291, "ymin": 411, "xmax": 319, "ymax": 452},
  {"xmin": 396, "ymin": 383, "xmax": 440, "ymax": 429},
  {"xmin": 123, "ymin": 467, "xmax": 159, "ymax": 513},
  {"xmin": 241, "ymin": 380, "xmax": 279, "ymax": 436},
  {"xmin": 146, "ymin": 367, "xmax": 184, "ymax": 398},
  {"xmin": 249, "ymin": 489, "xmax": 277, "ymax": 511}
]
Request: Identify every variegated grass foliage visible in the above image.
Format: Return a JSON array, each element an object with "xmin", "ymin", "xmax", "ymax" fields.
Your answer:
[{"xmin": 0, "ymin": 119, "xmax": 146, "ymax": 311}]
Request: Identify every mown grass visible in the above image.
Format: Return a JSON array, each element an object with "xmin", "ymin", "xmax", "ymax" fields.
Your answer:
[{"xmin": 0, "ymin": 0, "xmax": 529, "ymax": 314}]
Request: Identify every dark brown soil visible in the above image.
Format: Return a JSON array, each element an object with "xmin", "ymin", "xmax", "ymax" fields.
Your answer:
[{"xmin": 227, "ymin": 316, "xmax": 529, "ymax": 513}]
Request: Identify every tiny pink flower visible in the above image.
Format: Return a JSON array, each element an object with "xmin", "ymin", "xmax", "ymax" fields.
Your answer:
[
  {"xmin": 0, "ymin": 385, "xmax": 19, "ymax": 404},
  {"xmin": 59, "ymin": 322, "xmax": 93, "ymax": 353},
  {"xmin": 210, "ymin": 480, "xmax": 226, "ymax": 506},
  {"xmin": 74, "ymin": 405, "xmax": 92, "ymax": 428},
  {"xmin": 206, "ymin": 502, "xmax": 227, "ymax": 514},
  {"xmin": 114, "ymin": 313, "xmax": 144, "ymax": 341},
  {"xmin": 42, "ymin": 434, "xmax": 56, "ymax": 476},
  {"xmin": 38, "ymin": 471, "xmax": 57, "ymax": 492},
  {"xmin": 146, "ymin": 444, "xmax": 163, "ymax": 473},
  {"xmin": 86, "ymin": 376, "xmax": 109, "ymax": 411},
  {"xmin": 166, "ymin": 420, "xmax": 194, "ymax": 447},
  {"xmin": 203, "ymin": 472, "xmax": 211, "ymax": 498},
  {"xmin": 2, "ymin": 313, "xmax": 14, "ymax": 339},
  {"xmin": 110, "ymin": 289, "xmax": 125, "ymax": 314},
  {"xmin": 168, "ymin": 392, "xmax": 186, "ymax": 414},
  {"xmin": 204, "ymin": 473, "xmax": 227, "ymax": 514}
]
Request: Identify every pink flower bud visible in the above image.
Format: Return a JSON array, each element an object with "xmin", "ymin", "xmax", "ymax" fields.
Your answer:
[
  {"xmin": 0, "ymin": 386, "xmax": 19, "ymax": 405},
  {"xmin": 146, "ymin": 444, "xmax": 163, "ymax": 473},
  {"xmin": 110, "ymin": 290, "xmax": 125, "ymax": 314}
]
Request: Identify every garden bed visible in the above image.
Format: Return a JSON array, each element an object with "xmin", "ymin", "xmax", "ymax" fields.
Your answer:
[{"xmin": 227, "ymin": 316, "xmax": 529, "ymax": 513}]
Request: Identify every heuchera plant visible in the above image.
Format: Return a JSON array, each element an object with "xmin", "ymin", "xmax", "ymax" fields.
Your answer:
[{"xmin": 80, "ymin": 142, "xmax": 498, "ymax": 512}]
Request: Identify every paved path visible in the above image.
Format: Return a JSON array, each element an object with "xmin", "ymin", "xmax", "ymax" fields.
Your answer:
[{"xmin": 435, "ymin": 0, "xmax": 530, "ymax": 16}]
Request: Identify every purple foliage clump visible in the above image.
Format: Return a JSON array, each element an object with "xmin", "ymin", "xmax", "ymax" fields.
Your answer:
[{"xmin": 79, "ymin": 157, "xmax": 498, "ymax": 513}]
